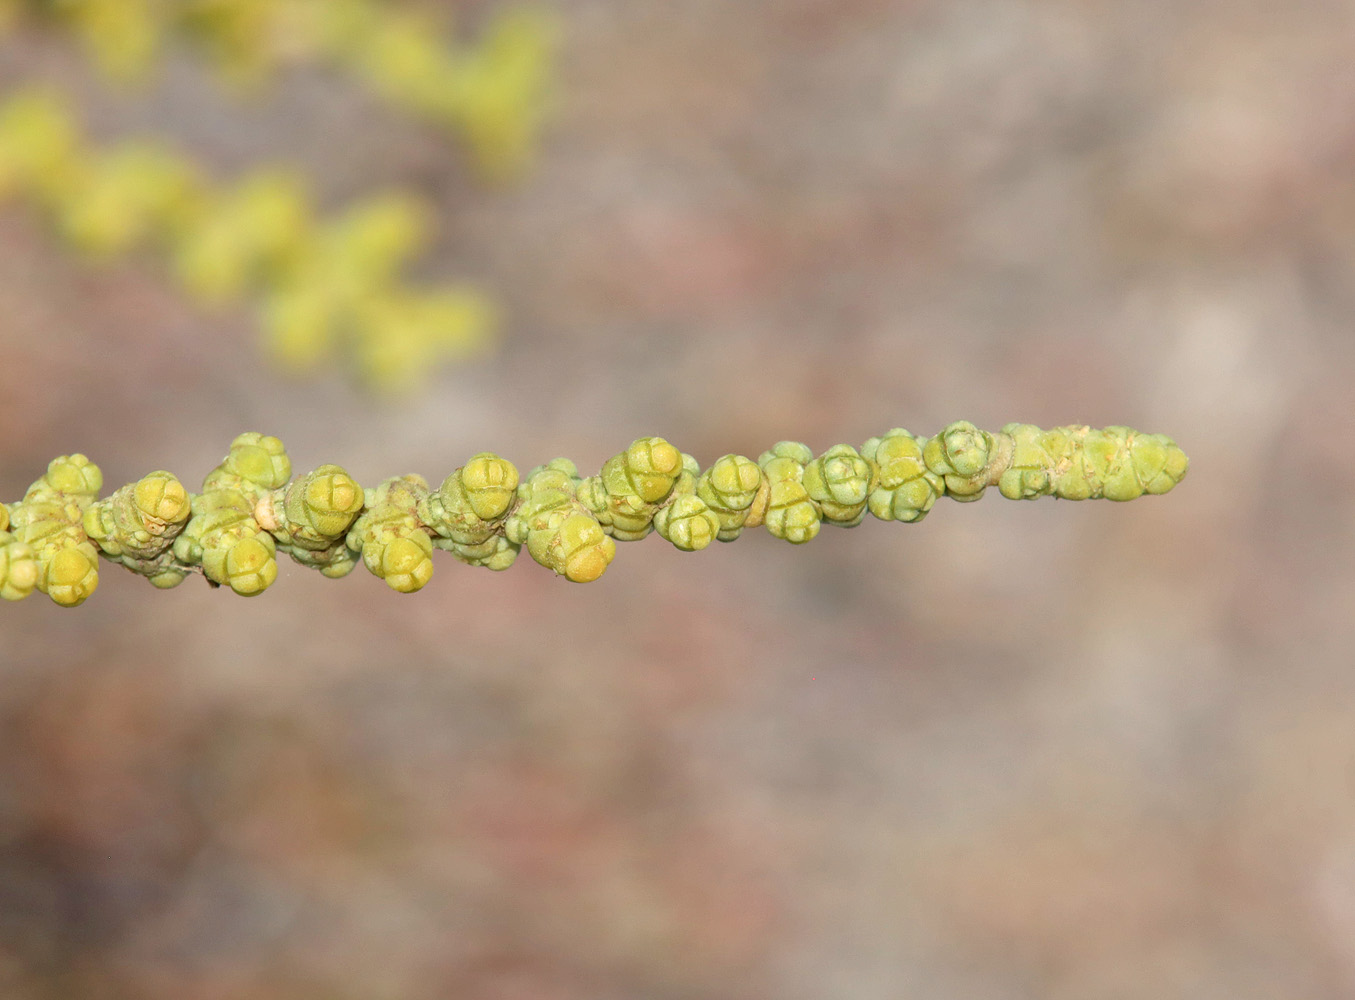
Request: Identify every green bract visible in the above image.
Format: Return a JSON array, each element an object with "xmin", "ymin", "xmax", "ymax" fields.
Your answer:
[{"xmin": 0, "ymin": 424, "xmax": 1189, "ymax": 604}]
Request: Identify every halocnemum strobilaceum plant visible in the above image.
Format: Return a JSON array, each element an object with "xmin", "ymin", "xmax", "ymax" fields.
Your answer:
[{"xmin": 0, "ymin": 422, "xmax": 1188, "ymax": 606}]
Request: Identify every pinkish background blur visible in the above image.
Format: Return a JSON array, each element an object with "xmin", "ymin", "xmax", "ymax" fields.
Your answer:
[{"xmin": 1, "ymin": 2, "xmax": 1353, "ymax": 998}]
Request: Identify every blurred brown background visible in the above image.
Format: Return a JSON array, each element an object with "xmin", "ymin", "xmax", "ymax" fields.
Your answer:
[{"xmin": 2, "ymin": 1, "xmax": 1353, "ymax": 997}]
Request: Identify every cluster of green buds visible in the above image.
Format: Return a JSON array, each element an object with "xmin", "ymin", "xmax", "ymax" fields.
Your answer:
[
  {"xmin": 0, "ymin": 89, "xmax": 496, "ymax": 393},
  {"xmin": 0, "ymin": 423, "xmax": 1188, "ymax": 606},
  {"xmin": 1, "ymin": 0, "xmax": 555, "ymax": 181}
]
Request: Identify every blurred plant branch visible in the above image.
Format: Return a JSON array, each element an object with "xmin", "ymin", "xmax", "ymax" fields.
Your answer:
[
  {"xmin": 3, "ymin": 0, "xmax": 558, "ymax": 181},
  {"xmin": 0, "ymin": 88, "xmax": 498, "ymax": 393}
]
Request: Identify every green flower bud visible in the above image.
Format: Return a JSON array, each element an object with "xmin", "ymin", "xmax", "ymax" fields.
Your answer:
[
  {"xmin": 347, "ymin": 475, "xmax": 436, "ymax": 592},
  {"xmin": 580, "ymin": 437, "xmax": 683, "ymax": 540},
  {"xmin": 505, "ymin": 477, "xmax": 572, "ymax": 543},
  {"xmin": 861, "ymin": 428, "xmax": 942, "ymax": 522},
  {"xmin": 279, "ymin": 463, "xmax": 364, "ymax": 543},
  {"xmin": 147, "ymin": 568, "xmax": 188, "ymax": 589},
  {"xmin": 0, "ymin": 532, "xmax": 38, "ymax": 602},
  {"xmin": 81, "ymin": 470, "xmax": 192, "ymax": 589},
  {"xmin": 615, "ymin": 437, "xmax": 682, "ymax": 501},
  {"xmin": 759, "ymin": 440, "xmax": 814, "ymax": 465},
  {"xmin": 205, "ymin": 432, "xmax": 291, "ymax": 495},
  {"xmin": 84, "ymin": 470, "xmax": 190, "ymax": 560},
  {"xmin": 218, "ymin": 534, "xmax": 278, "ymax": 596},
  {"xmin": 758, "ymin": 441, "xmax": 812, "ymax": 485},
  {"xmin": 6, "ymin": 454, "xmax": 105, "ymax": 606},
  {"xmin": 42, "ymin": 542, "xmax": 100, "ymax": 607},
  {"xmin": 40, "ymin": 454, "xmax": 103, "ymax": 497},
  {"xmin": 923, "ymin": 421, "xmax": 995, "ymax": 500},
  {"xmin": 520, "ymin": 457, "xmax": 578, "ymax": 491},
  {"xmin": 1131, "ymin": 433, "xmax": 1190, "ymax": 496},
  {"xmin": 802, "ymin": 444, "xmax": 875, "ymax": 526},
  {"xmin": 362, "ymin": 525, "xmax": 434, "ymax": 593},
  {"xmin": 996, "ymin": 423, "xmax": 1054, "ymax": 500},
  {"xmin": 699, "ymin": 454, "xmax": 762, "ymax": 510},
  {"xmin": 654, "ymin": 494, "xmax": 720, "ymax": 551},
  {"xmin": 763, "ymin": 479, "xmax": 821, "ymax": 544},
  {"xmin": 934, "ymin": 421, "xmax": 989, "ymax": 476},
  {"xmin": 507, "ymin": 463, "xmax": 614, "ymax": 580},
  {"xmin": 176, "ymin": 488, "xmax": 278, "ymax": 596},
  {"xmin": 695, "ymin": 454, "xmax": 763, "ymax": 541},
  {"xmin": 134, "ymin": 470, "xmax": 191, "ymax": 525},
  {"xmin": 525, "ymin": 510, "xmax": 614, "ymax": 582},
  {"xmin": 574, "ymin": 475, "xmax": 610, "ymax": 523},
  {"xmin": 432, "ymin": 452, "xmax": 519, "ymax": 536}
]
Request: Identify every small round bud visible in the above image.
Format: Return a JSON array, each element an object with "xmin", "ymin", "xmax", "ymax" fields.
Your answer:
[
  {"xmin": 45, "ymin": 545, "xmax": 99, "ymax": 607},
  {"xmin": 370, "ymin": 534, "xmax": 435, "ymax": 593},
  {"xmin": 557, "ymin": 513, "xmax": 615, "ymax": 582},
  {"xmin": 225, "ymin": 433, "xmax": 291, "ymax": 490},
  {"xmin": 803, "ymin": 444, "xmax": 874, "ymax": 524},
  {"xmin": 700, "ymin": 455, "xmax": 762, "ymax": 511},
  {"xmin": 1133, "ymin": 434, "xmax": 1189, "ymax": 495},
  {"xmin": 133, "ymin": 471, "xmax": 190, "ymax": 526},
  {"xmin": 655, "ymin": 495, "xmax": 720, "ymax": 551},
  {"xmin": 0, "ymin": 535, "xmax": 38, "ymax": 602},
  {"xmin": 148, "ymin": 569, "xmax": 187, "ymax": 589},
  {"xmin": 763, "ymin": 480, "xmax": 821, "ymax": 544},
  {"xmin": 223, "ymin": 536, "xmax": 278, "ymax": 596},
  {"xmin": 862, "ymin": 429, "xmax": 941, "ymax": 522},
  {"xmin": 623, "ymin": 437, "xmax": 682, "ymax": 503},
  {"xmin": 45, "ymin": 454, "xmax": 102, "ymax": 496},
  {"xmin": 297, "ymin": 465, "xmax": 364, "ymax": 538},
  {"xmin": 758, "ymin": 441, "xmax": 814, "ymax": 468},
  {"xmin": 934, "ymin": 421, "xmax": 990, "ymax": 477},
  {"xmin": 996, "ymin": 423, "xmax": 1053, "ymax": 500},
  {"xmin": 454, "ymin": 453, "xmax": 519, "ymax": 520}
]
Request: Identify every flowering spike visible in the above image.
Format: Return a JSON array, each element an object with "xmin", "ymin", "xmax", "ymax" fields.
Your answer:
[{"xmin": 0, "ymin": 424, "xmax": 1188, "ymax": 604}]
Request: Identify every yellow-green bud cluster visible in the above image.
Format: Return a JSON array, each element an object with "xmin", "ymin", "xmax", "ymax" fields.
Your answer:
[
  {"xmin": 172, "ymin": 432, "xmax": 294, "ymax": 595},
  {"xmin": 860, "ymin": 429, "xmax": 941, "ymax": 522},
  {"xmin": 506, "ymin": 459, "xmax": 615, "ymax": 582},
  {"xmin": 349, "ymin": 475, "xmax": 438, "ymax": 594},
  {"xmin": 0, "ymin": 89, "xmax": 496, "ymax": 393},
  {"xmin": 420, "ymin": 454, "xmax": 521, "ymax": 571},
  {"xmin": 5, "ymin": 0, "xmax": 555, "ymax": 181},
  {"xmin": 0, "ymin": 423, "xmax": 1188, "ymax": 605},
  {"xmin": 4, "ymin": 454, "xmax": 104, "ymax": 606},
  {"xmin": 82, "ymin": 470, "xmax": 192, "ymax": 588}
]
